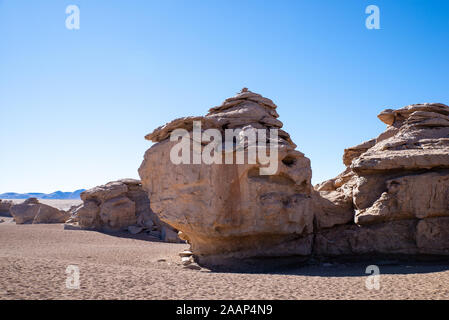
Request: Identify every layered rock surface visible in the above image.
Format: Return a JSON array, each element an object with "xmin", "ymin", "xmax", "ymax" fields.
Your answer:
[
  {"xmin": 139, "ymin": 90, "xmax": 449, "ymax": 265},
  {"xmin": 315, "ymin": 103, "xmax": 449, "ymax": 256},
  {"xmin": 10, "ymin": 198, "xmax": 70, "ymax": 224},
  {"xmin": 70, "ymin": 179, "xmax": 180, "ymax": 242}
]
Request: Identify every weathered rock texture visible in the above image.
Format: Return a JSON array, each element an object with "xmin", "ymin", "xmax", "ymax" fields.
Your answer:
[
  {"xmin": 10, "ymin": 198, "xmax": 70, "ymax": 224},
  {"xmin": 71, "ymin": 179, "xmax": 180, "ymax": 242},
  {"xmin": 314, "ymin": 103, "xmax": 449, "ymax": 257},
  {"xmin": 140, "ymin": 89, "xmax": 314, "ymax": 261},
  {"xmin": 0, "ymin": 200, "xmax": 13, "ymax": 216},
  {"xmin": 139, "ymin": 90, "xmax": 449, "ymax": 265}
]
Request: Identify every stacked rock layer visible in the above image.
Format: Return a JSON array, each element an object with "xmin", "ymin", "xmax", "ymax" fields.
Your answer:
[{"xmin": 315, "ymin": 103, "xmax": 449, "ymax": 256}]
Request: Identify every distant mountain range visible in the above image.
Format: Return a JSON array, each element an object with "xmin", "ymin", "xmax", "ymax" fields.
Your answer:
[{"xmin": 0, "ymin": 189, "xmax": 85, "ymax": 200}]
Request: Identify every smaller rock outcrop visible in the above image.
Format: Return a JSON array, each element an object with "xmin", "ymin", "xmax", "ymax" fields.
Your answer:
[
  {"xmin": 0, "ymin": 200, "xmax": 13, "ymax": 216},
  {"xmin": 70, "ymin": 179, "xmax": 181, "ymax": 242},
  {"xmin": 10, "ymin": 198, "xmax": 70, "ymax": 224}
]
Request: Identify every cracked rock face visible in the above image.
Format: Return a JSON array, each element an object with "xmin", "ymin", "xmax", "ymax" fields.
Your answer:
[
  {"xmin": 140, "ymin": 91, "xmax": 449, "ymax": 265},
  {"xmin": 139, "ymin": 89, "xmax": 315, "ymax": 261}
]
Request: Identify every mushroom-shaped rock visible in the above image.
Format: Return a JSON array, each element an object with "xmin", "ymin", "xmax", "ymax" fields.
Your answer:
[{"xmin": 139, "ymin": 89, "xmax": 314, "ymax": 264}]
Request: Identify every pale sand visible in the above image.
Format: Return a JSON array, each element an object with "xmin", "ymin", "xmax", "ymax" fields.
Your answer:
[
  {"xmin": 0, "ymin": 222, "xmax": 448, "ymax": 300},
  {"xmin": 4, "ymin": 199, "xmax": 82, "ymax": 211}
]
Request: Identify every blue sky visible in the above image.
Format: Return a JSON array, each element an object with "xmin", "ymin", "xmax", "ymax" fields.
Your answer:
[{"xmin": 1, "ymin": 0, "xmax": 449, "ymax": 193}]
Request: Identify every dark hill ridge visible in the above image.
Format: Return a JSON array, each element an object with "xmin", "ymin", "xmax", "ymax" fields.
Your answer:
[{"xmin": 0, "ymin": 189, "xmax": 85, "ymax": 200}]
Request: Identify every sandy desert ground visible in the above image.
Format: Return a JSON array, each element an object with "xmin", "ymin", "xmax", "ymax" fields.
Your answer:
[{"xmin": 1, "ymin": 216, "xmax": 449, "ymax": 300}]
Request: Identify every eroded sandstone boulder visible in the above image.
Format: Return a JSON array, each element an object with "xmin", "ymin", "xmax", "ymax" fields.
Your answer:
[
  {"xmin": 320, "ymin": 103, "xmax": 449, "ymax": 225},
  {"xmin": 10, "ymin": 198, "xmax": 70, "ymax": 224},
  {"xmin": 0, "ymin": 200, "xmax": 13, "ymax": 216},
  {"xmin": 139, "ymin": 89, "xmax": 316, "ymax": 262},
  {"xmin": 71, "ymin": 179, "xmax": 180, "ymax": 242}
]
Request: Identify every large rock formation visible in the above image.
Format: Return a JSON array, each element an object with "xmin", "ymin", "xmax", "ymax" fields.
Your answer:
[
  {"xmin": 139, "ymin": 90, "xmax": 449, "ymax": 265},
  {"xmin": 71, "ymin": 179, "xmax": 180, "ymax": 242},
  {"xmin": 10, "ymin": 198, "xmax": 70, "ymax": 224},
  {"xmin": 139, "ymin": 89, "xmax": 315, "ymax": 262}
]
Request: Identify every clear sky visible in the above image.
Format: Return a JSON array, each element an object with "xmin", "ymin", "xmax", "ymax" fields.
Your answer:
[{"xmin": 1, "ymin": 0, "xmax": 449, "ymax": 193}]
